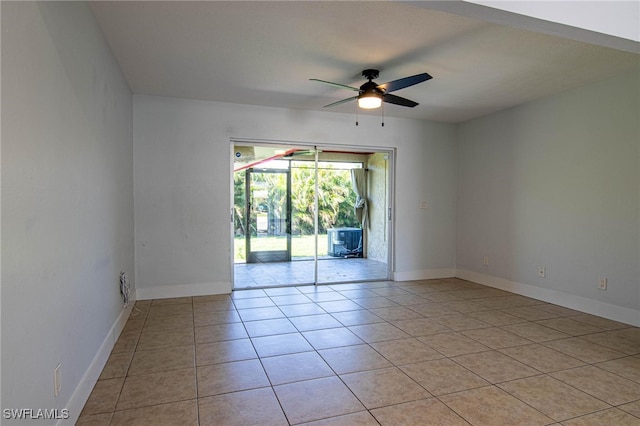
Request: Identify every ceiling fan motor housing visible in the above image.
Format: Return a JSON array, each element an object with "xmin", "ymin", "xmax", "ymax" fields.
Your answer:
[{"xmin": 362, "ymin": 69, "xmax": 380, "ymax": 80}]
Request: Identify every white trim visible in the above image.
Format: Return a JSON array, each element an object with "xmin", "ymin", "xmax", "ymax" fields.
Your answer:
[
  {"xmin": 136, "ymin": 281, "xmax": 231, "ymax": 300},
  {"xmin": 61, "ymin": 302, "xmax": 134, "ymax": 426},
  {"xmin": 456, "ymin": 269, "xmax": 640, "ymax": 327},
  {"xmin": 393, "ymin": 268, "xmax": 456, "ymax": 282}
]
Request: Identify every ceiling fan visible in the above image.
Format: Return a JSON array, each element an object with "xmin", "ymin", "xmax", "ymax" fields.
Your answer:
[{"xmin": 311, "ymin": 69, "xmax": 432, "ymax": 110}]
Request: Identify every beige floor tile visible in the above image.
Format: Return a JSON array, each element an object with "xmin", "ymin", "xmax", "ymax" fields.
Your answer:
[
  {"xmin": 273, "ymin": 376, "xmax": 365, "ymax": 424},
  {"xmin": 192, "ymin": 299, "xmax": 235, "ymax": 315},
  {"xmin": 197, "ymin": 359, "xmax": 270, "ymax": 396},
  {"xmin": 347, "ymin": 323, "xmax": 410, "ymax": 343},
  {"xmin": 136, "ymin": 327, "xmax": 194, "ymax": 350},
  {"xmin": 319, "ymin": 344, "xmax": 392, "ymax": 374},
  {"xmin": 467, "ymin": 310, "xmax": 525, "ymax": 326},
  {"xmin": 299, "ymin": 411, "xmax": 379, "ymax": 425},
  {"xmin": 121, "ymin": 317, "xmax": 146, "ymax": 334},
  {"xmin": 370, "ymin": 398, "xmax": 469, "ymax": 426},
  {"xmin": 581, "ymin": 331, "xmax": 640, "ymax": 355},
  {"xmin": 231, "ymin": 288, "xmax": 267, "ymax": 298},
  {"xmin": 261, "ymin": 351, "xmax": 335, "ymax": 385},
  {"xmin": 369, "ymin": 306, "xmax": 423, "ymax": 321},
  {"xmin": 370, "ymin": 338, "xmax": 443, "ymax": 366},
  {"xmin": 400, "ymin": 358, "xmax": 489, "ymax": 395},
  {"xmin": 543, "ymin": 337, "xmax": 625, "ymax": 363},
  {"xmin": 252, "ymin": 332, "xmax": 314, "ymax": 356},
  {"xmin": 99, "ymin": 351, "xmax": 134, "ymax": 379},
  {"xmin": 317, "ymin": 300, "xmax": 364, "ymax": 313},
  {"xmin": 536, "ymin": 317, "xmax": 604, "ymax": 335},
  {"xmin": 243, "ymin": 317, "xmax": 298, "ymax": 337},
  {"xmin": 431, "ymin": 314, "xmax": 492, "ymax": 331},
  {"xmin": 193, "ymin": 309, "xmax": 241, "ymax": 326},
  {"xmin": 193, "ymin": 294, "xmax": 233, "ymax": 305},
  {"xmin": 195, "ymin": 338, "xmax": 257, "ymax": 366},
  {"xmin": 331, "ymin": 310, "xmax": 384, "ymax": 326},
  {"xmin": 304, "ymin": 291, "xmax": 348, "ymax": 303},
  {"xmin": 439, "ymin": 386, "xmax": 553, "ymax": 425},
  {"xmin": 147, "ymin": 303, "xmax": 193, "ymax": 318},
  {"xmin": 475, "ymin": 295, "xmax": 541, "ymax": 309},
  {"xmin": 597, "ymin": 356, "xmax": 640, "ymax": 383},
  {"xmin": 128, "ymin": 345, "xmax": 194, "ymax": 376},
  {"xmin": 75, "ymin": 412, "xmax": 113, "ymax": 426},
  {"xmin": 498, "ymin": 343, "xmax": 585, "ymax": 373},
  {"xmin": 111, "ymin": 329, "xmax": 140, "ymax": 354},
  {"xmin": 618, "ymin": 399, "xmax": 640, "ymax": 417},
  {"xmin": 81, "ymin": 378, "xmax": 124, "ymax": 415},
  {"xmin": 551, "ymin": 365, "xmax": 640, "ymax": 405},
  {"xmin": 386, "ymin": 294, "xmax": 428, "ymax": 306},
  {"xmin": 534, "ymin": 304, "xmax": 583, "ymax": 317},
  {"xmin": 615, "ymin": 328, "xmax": 640, "ymax": 341},
  {"xmin": 270, "ymin": 294, "xmax": 315, "ymax": 306},
  {"xmin": 341, "ymin": 367, "xmax": 431, "ymax": 409},
  {"xmin": 151, "ymin": 297, "xmax": 193, "ymax": 306},
  {"xmin": 238, "ymin": 306, "xmax": 286, "ymax": 321},
  {"xmin": 440, "ymin": 300, "xmax": 492, "ymax": 313},
  {"xmin": 278, "ymin": 303, "xmax": 327, "ymax": 317},
  {"xmin": 418, "ymin": 332, "xmax": 490, "ymax": 357},
  {"xmin": 194, "ymin": 322, "xmax": 248, "ymax": 343},
  {"xmin": 110, "ymin": 399, "xmax": 197, "ymax": 425},
  {"xmin": 302, "ymin": 328, "xmax": 364, "ymax": 349},
  {"xmin": 198, "ymin": 387, "xmax": 288, "ymax": 426},
  {"xmin": 233, "ymin": 296, "xmax": 276, "ymax": 309},
  {"xmin": 421, "ymin": 291, "xmax": 464, "ymax": 302},
  {"xmin": 500, "ymin": 321, "xmax": 570, "ymax": 342},
  {"xmin": 500, "ymin": 306, "xmax": 560, "ymax": 321},
  {"xmin": 570, "ymin": 313, "xmax": 630, "ymax": 330},
  {"xmin": 562, "ymin": 408, "xmax": 640, "ymax": 426},
  {"xmin": 142, "ymin": 313, "xmax": 193, "ymax": 331},
  {"xmin": 452, "ymin": 350, "xmax": 539, "ymax": 383},
  {"xmin": 289, "ymin": 314, "xmax": 343, "ymax": 331},
  {"xmin": 389, "ymin": 317, "xmax": 451, "ymax": 337},
  {"xmin": 461, "ymin": 327, "xmax": 532, "ymax": 349},
  {"xmin": 406, "ymin": 302, "xmax": 457, "ymax": 317},
  {"xmin": 498, "ymin": 375, "xmax": 610, "ymax": 421},
  {"xmin": 116, "ymin": 368, "xmax": 196, "ymax": 411},
  {"xmin": 352, "ymin": 296, "xmax": 399, "ymax": 309}
]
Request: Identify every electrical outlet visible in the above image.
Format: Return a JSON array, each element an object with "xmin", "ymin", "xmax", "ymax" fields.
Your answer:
[
  {"xmin": 598, "ymin": 277, "xmax": 607, "ymax": 290},
  {"xmin": 483, "ymin": 256, "xmax": 489, "ymax": 266},
  {"xmin": 538, "ymin": 266, "xmax": 546, "ymax": 278},
  {"xmin": 54, "ymin": 364, "xmax": 61, "ymax": 397}
]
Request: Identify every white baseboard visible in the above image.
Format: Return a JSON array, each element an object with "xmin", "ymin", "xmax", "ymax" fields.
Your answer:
[
  {"xmin": 61, "ymin": 301, "xmax": 134, "ymax": 426},
  {"xmin": 456, "ymin": 269, "xmax": 640, "ymax": 327},
  {"xmin": 136, "ymin": 281, "xmax": 232, "ymax": 300},
  {"xmin": 393, "ymin": 268, "xmax": 456, "ymax": 282}
]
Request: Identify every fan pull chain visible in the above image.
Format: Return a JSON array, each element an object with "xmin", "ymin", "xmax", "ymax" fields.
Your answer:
[
  {"xmin": 381, "ymin": 102, "xmax": 385, "ymax": 127},
  {"xmin": 355, "ymin": 101, "xmax": 359, "ymax": 126}
]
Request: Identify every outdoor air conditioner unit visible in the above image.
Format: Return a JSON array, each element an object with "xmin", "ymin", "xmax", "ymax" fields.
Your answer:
[{"xmin": 327, "ymin": 228, "xmax": 362, "ymax": 257}]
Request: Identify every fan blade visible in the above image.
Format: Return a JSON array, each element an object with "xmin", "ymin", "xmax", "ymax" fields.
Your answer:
[
  {"xmin": 377, "ymin": 73, "xmax": 432, "ymax": 93},
  {"xmin": 383, "ymin": 93, "xmax": 418, "ymax": 108},
  {"xmin": 323, "ymin": 96, "xmax": 358, "ymax": 108},
  {"xmin": 310, "ymin": 79, "xmax": 360, "ymax": 92}
]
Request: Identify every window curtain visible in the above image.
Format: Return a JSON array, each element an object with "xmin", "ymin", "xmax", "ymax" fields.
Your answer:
[{"xmin": 351, "ymin": 168, "xmax": 368, "ymax": 229}]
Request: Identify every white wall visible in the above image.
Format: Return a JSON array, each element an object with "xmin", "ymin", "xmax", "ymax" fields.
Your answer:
[
  {"xmin": 133, "ymin": 96, "xmax": 458, "ymax": 298},
  {"xmin": 1, "ymin": 2, "xmax": 133, "ymax": 423},
  {"xmin": 456, "ymin": 69, "xmax": 640, "ymax": 324}
]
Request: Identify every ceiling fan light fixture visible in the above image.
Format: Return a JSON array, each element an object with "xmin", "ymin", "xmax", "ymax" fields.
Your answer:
[{"xmin": 358, "ymin": 92, "xmax": 382, "ymax": 109}]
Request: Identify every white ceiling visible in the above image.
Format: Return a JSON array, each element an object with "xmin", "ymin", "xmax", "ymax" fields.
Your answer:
[{"xmin": 89, "ymin": 1, "xmax": 639, "ymax": 123}]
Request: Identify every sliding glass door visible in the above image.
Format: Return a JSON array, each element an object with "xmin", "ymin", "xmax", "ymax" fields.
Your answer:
[{"xmin": 232, "ymin": 142, "xmax": 391, "ymax": 289}]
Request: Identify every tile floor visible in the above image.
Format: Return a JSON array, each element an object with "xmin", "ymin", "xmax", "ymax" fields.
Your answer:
[
  {"xmin": 78, "ymin": 278, "xmax": 640, "ymax": 425},
  {"xmin": 234, "ymin": 258, "xmax": 389, "ymax": 288}
]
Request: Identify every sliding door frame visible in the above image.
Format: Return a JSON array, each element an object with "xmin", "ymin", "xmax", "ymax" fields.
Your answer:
[{"xmin": 230, "ymin": 138, "xmax": 395, "ymax": 289}]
